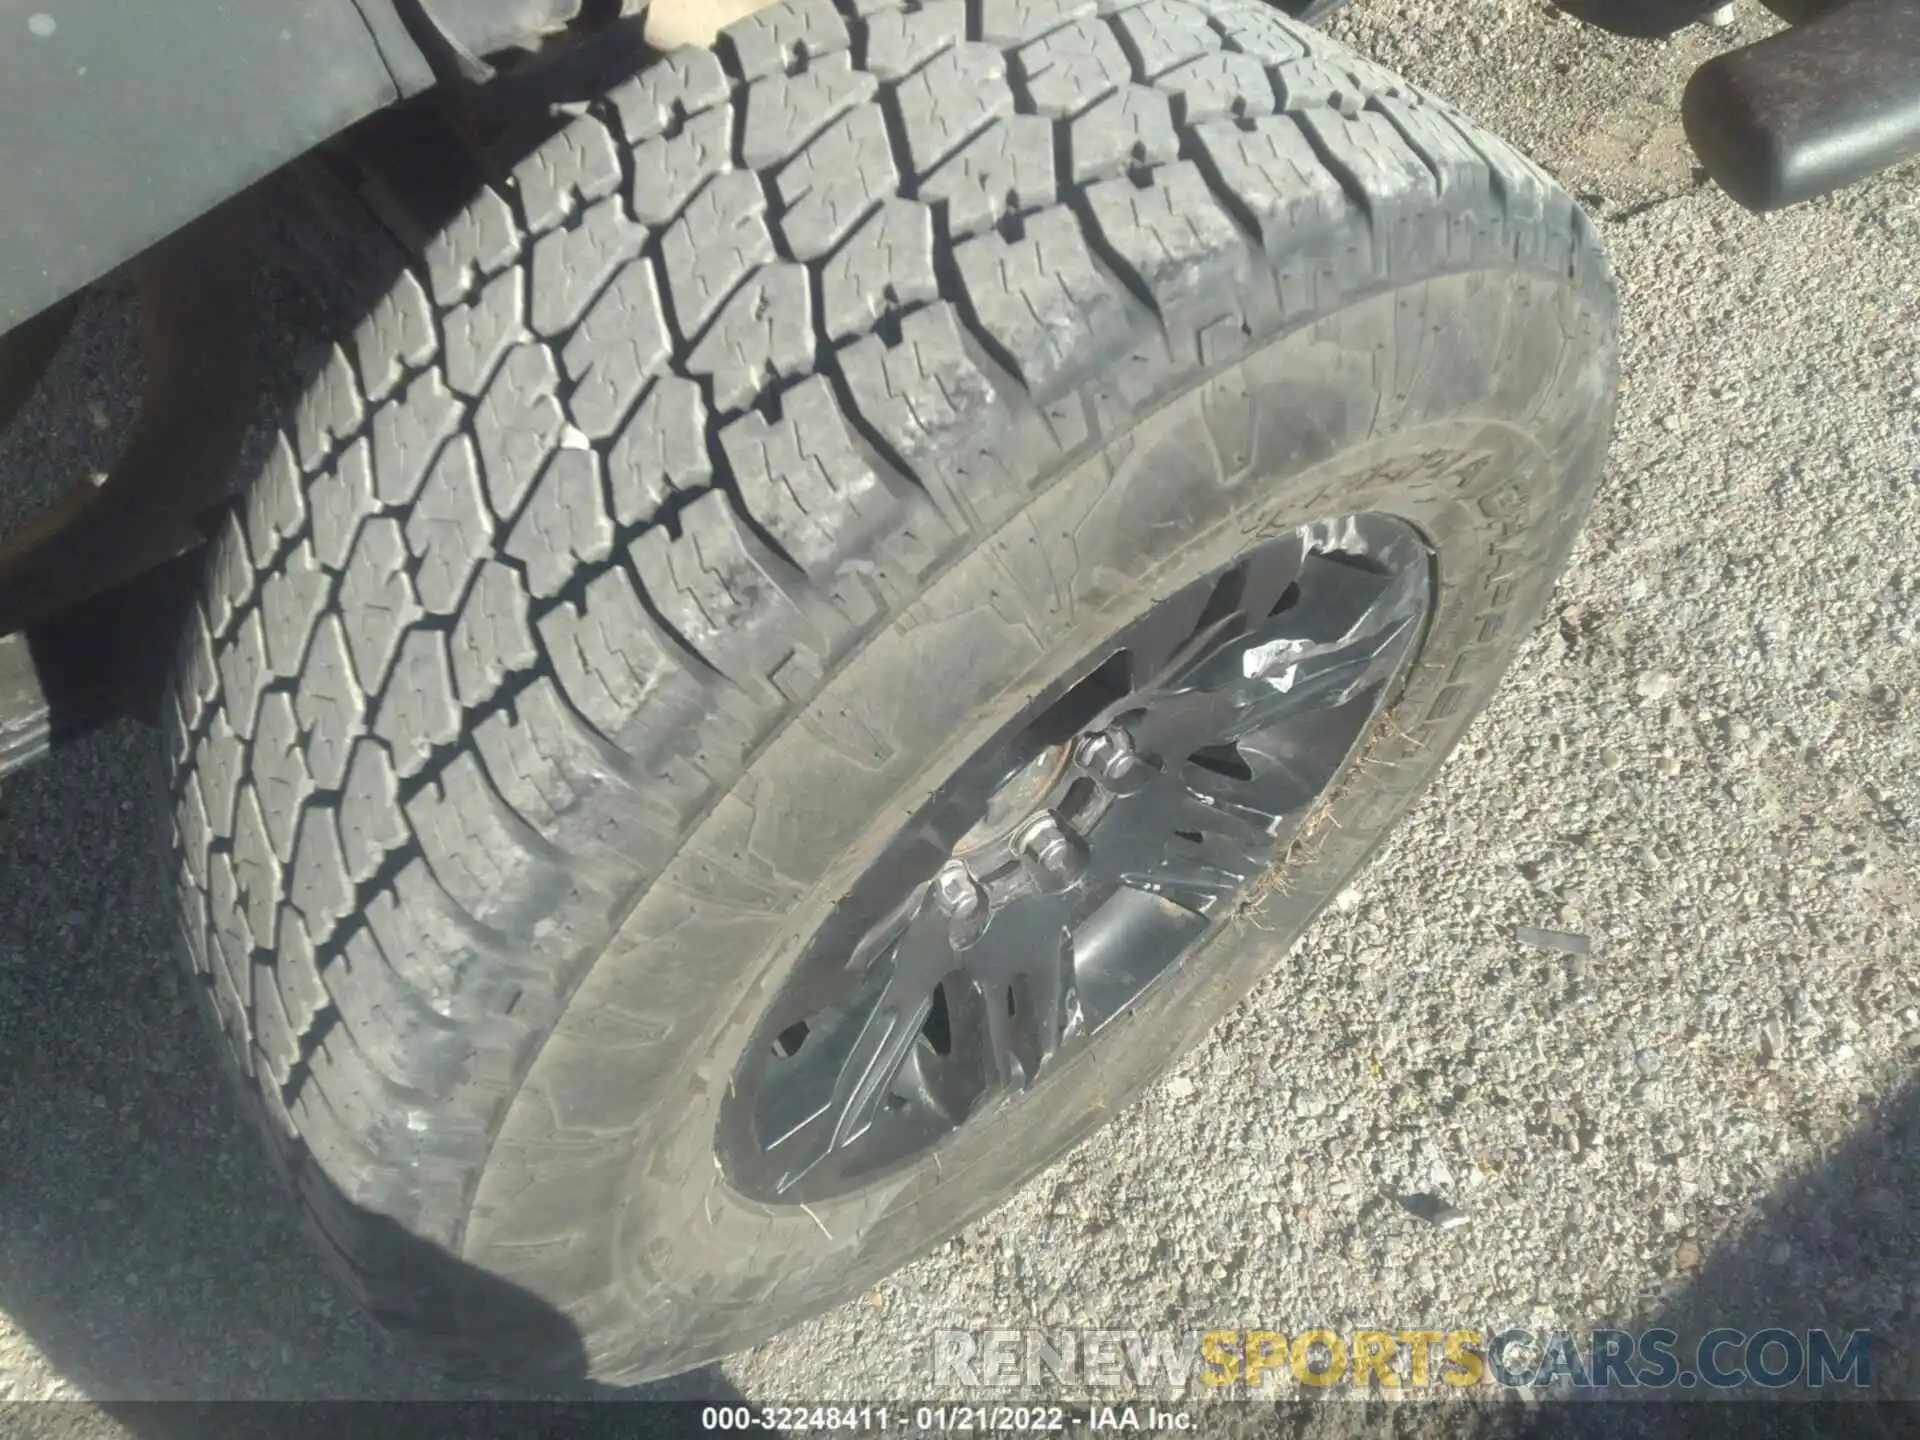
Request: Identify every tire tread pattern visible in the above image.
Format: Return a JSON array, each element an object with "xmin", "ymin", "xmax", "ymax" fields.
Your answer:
[{"xmin": 163, "ymin": 0, "xmax": 1607, "ymax": 1370}]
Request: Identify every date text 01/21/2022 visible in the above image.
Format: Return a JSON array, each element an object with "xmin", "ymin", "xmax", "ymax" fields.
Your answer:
[{"xmin": 698, "ymin": 1404, "xmax": 1194, "ymax": 1432}]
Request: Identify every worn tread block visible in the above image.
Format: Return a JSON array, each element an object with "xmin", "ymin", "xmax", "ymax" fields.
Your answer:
[
  {"xmin": 629, "ymin": 108, "xmax": 732, "ymax": 229},
  {"xmin": 273, "ymin": 909, "xmax": 330, "ymax": 1035},
  {"xmin": 251, "ymin": 692, "xmax": 315, "ymax": 865},
  {"xmin": 1290, "ymin": 106, "xmax": 1451, "ymax": 275},
  {"xmin": 1367, "ymin": 96, "xmax": 1507, "ymax": 263},
  {"xmin": 980, "ymin": 0, "xmax": 1097, "ymax": 45},
  {"xmin": 1189, "ymin": 115, "xmax": 1354, "ymax": 264},
  {"xmin": 230, "ymin": 784, "xmax": 283, "ymax": 960},
  {"xmin": 175, "ymin": 889, "xmax": 214, "ymax": 979},
  {"xmin": 355, "ymin": 270, "xmax": 437, "ymax": 405},
  {"xmin": 719, "ymin": 374, "xmax": 920, "ymax": 578},
  {"xmin": 605, "ymin": 377, "xmax": 711, "ymax": 528},
  {"xmin": 178, "ymin": 608, "xmax": 222, "ymax": 740},
  {"xmin": 247, "ymin": 435, "xmax": 308, "ymax": 569},
  {"xmin": 529, "ymin": 200, "xmax": 649, "ymax": 339},
  {"xmin": 366, "ymin": 859, "xmax": 539, "ymax": 1019},
  {"xmin": 407, "ymin": 435, "xmax": 494, "ymax": 617},
  {"xmin": 1153, "ymin": 49, "xmax": 1278, "ymax": 126},
  {"xmin": 473, "ymin": 344, "xmax": 566, "ymax": 522},
  {"xmin": 289, "ymin": 806, "xmax": 356, "ymax": 936},
  {"xmin": 309, "ymin": 437, "xmax": 375, "ymax": 574},
  {"xmin": 449, "ymin": 560, "xmax": 539, "ymax": 708},
  {"xmin": 424, "ymin": 186, "xmax": 523, "ymax": 309},
  {"xmin": 370, "ymin": 370, "xmax": 464, "ymax": 507},
  {"xmin": 443, "ymin": 269, "xmax": 527, "ymax": 400},
  {"xmin": 207, "ymin": 938, "xmax": 255, "ymax": 1077},
  {"xmin": 721, "ymin": 0, "xmax": 850, "ymax": 82},
  {"xmin": 956, "ymin": 208, "xmax": 1131, "ymax": 394},
  {"xmin": 253, "ymin": 967, "xmax": 302, "ymax": 1087},
  {"xmin": 207, "ymin": 851, "xmax": 255, "ymax": 996},
  {"xmin": 863, "ymin": 0, "xmax": 963, "ymax": 82},
  {"xmin": 1084, "ymin": 161, "xmax": 1253, "ymax": 315},
  {"xmin": 685, "ymin": 262, "xmax": 815, "ymax": 414},
  {"xmin": 205, "ymin": 513, "xmax": 255, "ymax": 644},
  {"xmin": 261, "ymin": 542, "xmax": 329, "ymax": 680},
  {"xmin": 895, "ymin": 44, "xmax": 1013, "ymax": 178},
  {"xmin": 294, "ymin": 346, "xmax": 366, "ymax": 473},
  {"xmin": 295, "ymin": 615, "xmax": 365, "ymax": 792},
  {"xmin": 474, "ymin": 677, "xmax": 641, "ymax": 848},
  {"xmin": 741, "ymin": 53, "xmax": 877, "ymax": 172},
  {"xmin": 1017, "ymin": 19, "xmax": 1131, "ymax": 118},
  {"xmin": 820, "ymin": 199, "xmax": 939, "ymax": 342},
  {"xmin": 177, "ymin": 775, "xmax": 215, "ymax": 892},
  {"xmin": 1271, "ymin": 56, "xmax": 1370, "ymax": 113},
  {"xmin": 324, "ymin": 927, "xmax": 508, "ymax": 1096},
  {"xmin": 561, "ymin": 261, "xmax": 671, "ymax": 440},
  {"xmin": 505, "ymin": 447, "xmax": 615, "ymax": 602},
  {"xmin": 836, "ymin": 304, "xmax": 998, "ymax": 488},
  {"xmin": 195, "ymin": 709, "xmax": 243, "ymax": 841},
  {"xmin": 608, "ymin": 48, "xmax": 731, "ymax": 145},
  {"xmin": 373, "ymin": 629, "xmax": 462, "ymax": 780},
  {"xmin": 405, "ymin": 752, "xmax": 555, "ymax": 931},
  {"xmin": 630, "ymin": 490, "xmax": 839, "ymax": 690},
  {"xmin": 514, "ymin": 115, "xmax": 624, "ymax": 236},
  {"xmin": 338, "ymin": 739, "xmax": 410, "ymax": 885},
  {"xmin": 1110, "ymin": 1, "xmax": 1218, "ymax": 80},
  {"xmin": 337, "ymin": 517, "xmax": 423, "ymax": 695},
  {"xmin": 1211, "ymin": 4, "xmax": 1308, "ymax": 65},
  {"xmin": 537, "ymin": 567, "xmax": 722, "ymax": 766},
  {"xmin": 1068, "ymin": 83, "xmax": 1180, "ymax": 184},
  {"xmin": 218, "ymin": 609, "xmax": 271, "ymax": 744},
  {"xmin": 774, "ymin": 106, "xmax": 897, "ymax": 262},
  {"xmin": 919, "ymin": 115, "xmax": 1057, "ymax": 241},
  {"xmin": 660, "ymin": 172, "xmax": 774, "ymax": 341}
]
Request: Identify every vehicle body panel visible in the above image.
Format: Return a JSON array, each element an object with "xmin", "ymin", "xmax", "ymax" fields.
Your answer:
[{"xmin": 0, "ymin": 0, "xmax": 582, "ymax": 334}]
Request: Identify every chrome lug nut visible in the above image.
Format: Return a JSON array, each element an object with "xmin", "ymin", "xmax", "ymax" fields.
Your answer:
[
  {"xmin": 1015, "ymin": 812, "xmax": 1088, "ymax": 892},
  {"xmin": 1073, "ymin": 725, "xmax": 1151, "ymax": 795},
  {"xmin": 933, "ymin": 861, "xmax": 990, "ymax": 950}
]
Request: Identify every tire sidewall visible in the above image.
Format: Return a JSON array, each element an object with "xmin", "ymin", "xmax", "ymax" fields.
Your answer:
[{"xmin": 462, "ymin": 269, "xmax": 1615, "ymax": 1378}]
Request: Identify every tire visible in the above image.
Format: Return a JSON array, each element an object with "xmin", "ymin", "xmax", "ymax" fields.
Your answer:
[{"xmin": 164, "ymin": 0, "xmax": 1616, "ymax": 1384}]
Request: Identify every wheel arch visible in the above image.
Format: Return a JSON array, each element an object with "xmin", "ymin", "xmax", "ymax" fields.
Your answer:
[{"xmin": 0, "ymin": 0, "xmax": 651, "ymax": 340}]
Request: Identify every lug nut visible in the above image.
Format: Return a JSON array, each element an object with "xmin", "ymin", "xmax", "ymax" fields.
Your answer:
[
  {"xmin": 1073, "ymin": 726, "xmax": 1151, "ymax": 796},
  {"xmin": 932, "ymin": 861, "xmax": 989, "ymax": 950},
  {"xmin": 1015, "ymin": 813, "xmax": 1088, "ymax": 893}
]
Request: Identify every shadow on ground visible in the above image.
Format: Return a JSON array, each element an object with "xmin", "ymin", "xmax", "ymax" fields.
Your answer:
[
  {"xmin": 0, "ymin": 722, "xmax": 755, "ymax": 1437},
  {"xmin": 1332, "ymin": 1085, "xmax": 1919, "ymax": 1438}
]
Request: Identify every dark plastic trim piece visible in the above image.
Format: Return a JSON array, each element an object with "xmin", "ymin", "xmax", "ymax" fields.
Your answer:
[
  {"xmin": 1684, "ymin": 0, "xmax": 1920, "ymax": 210},
  {"xmin": 1552, "ymin": 0, "xmax": 1730, "ymax": 38}
]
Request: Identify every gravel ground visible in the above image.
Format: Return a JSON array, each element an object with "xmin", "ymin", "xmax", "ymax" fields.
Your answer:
[{"xmin": 2, "ymin": 0, "xmax": 1917, "ymax": 1430}]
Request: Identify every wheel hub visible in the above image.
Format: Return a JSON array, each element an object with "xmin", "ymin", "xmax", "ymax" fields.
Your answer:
[{"xmin": 716, "ymin": 513, "xmax": 1432, "ymax": 1204}]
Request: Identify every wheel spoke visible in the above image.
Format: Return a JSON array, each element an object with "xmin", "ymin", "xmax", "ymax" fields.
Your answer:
[
  {"xmin": 1082, "ymin": 771, "xmax": 1269, "ymax": 917},
  {"xmin": 978, "ymin": 981, "xmax": 1027, "ymax": 1091},
  {"xmin": 946, "ymin": 889, "xmax": 1074, "ymax": 1071},
  {"xmin": 1180, "ymin": 750, "xmax": 1316, "ymax": 828},
  {"xmin": 767, "ymin": 899, "xmax": 954, "ymax": 1191},
  {"xmin": 1070, "ymin": 884, "xmax": 1207, "ymax": 1029},
  {"xmin": 724, "ymin": 513, "xmax": 1433, "ymax": 1205},
  {"xmin": 1116, "ymin": 579, "xmax": 1217, "ymax": 691},
  {"xmin": 888, "ymin": 1039, "xmax": 963, "ymax": 1130},
  {"xmin": 1127, "ymin": 687, "xmax": 1245, "ymax": 767},
  {"xmin": 1233, "ymin": 531, "xmax": 1309, "ymax": 631},
  {"xmin": 1174, "ymin": 557, "xmax": 1422, "ymax": 740}
]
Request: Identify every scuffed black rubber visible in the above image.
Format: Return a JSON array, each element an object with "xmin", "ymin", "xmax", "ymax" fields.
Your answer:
[{"xmin": 165, "ymin": 0, "xmax": 1616, "ymax": 1382}]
